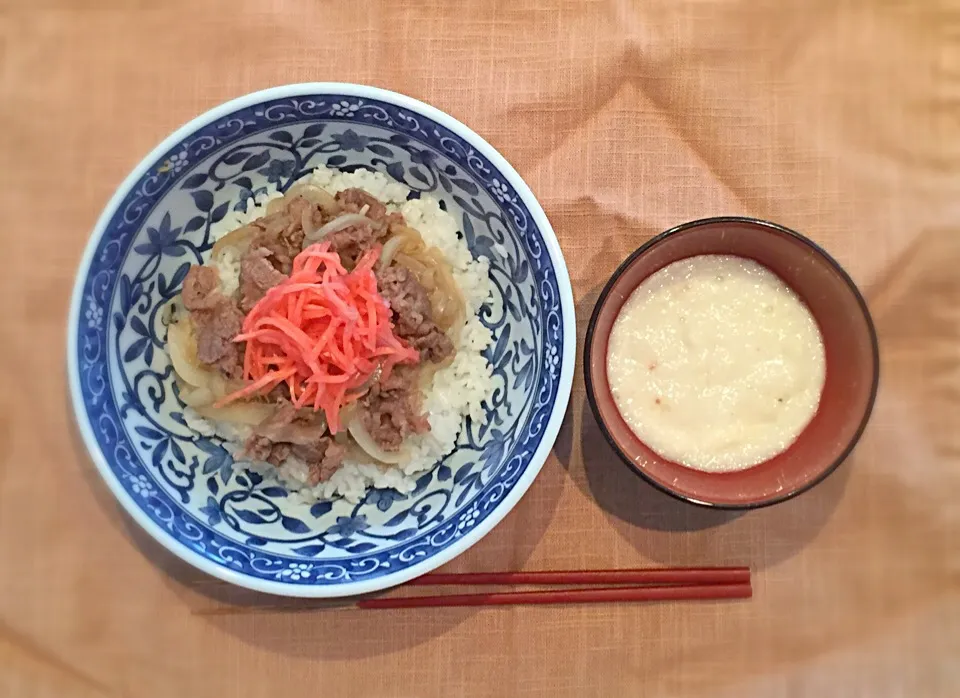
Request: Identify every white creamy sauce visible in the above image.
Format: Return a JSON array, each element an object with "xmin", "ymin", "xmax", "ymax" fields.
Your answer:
[{"xmin": 607, "ymin": 254, "xmax": 826, "ymax": 473}]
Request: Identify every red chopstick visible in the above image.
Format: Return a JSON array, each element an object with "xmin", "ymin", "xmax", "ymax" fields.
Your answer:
[
  {"xmin": 357, "ymin": 566, "xmax": 752, "ymax": 609},
  {"xmin": 357, "ymin": 582, "xmax": 752, "ymax": 609},
  {"xmin": 407, "ymin": 566, "xmax": 750, "ymax": 587}
]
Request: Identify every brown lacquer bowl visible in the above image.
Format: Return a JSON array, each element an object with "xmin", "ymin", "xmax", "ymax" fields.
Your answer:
[{"xmin": 584, "ymin": 217, "xmax": 879, "ymax": 508}]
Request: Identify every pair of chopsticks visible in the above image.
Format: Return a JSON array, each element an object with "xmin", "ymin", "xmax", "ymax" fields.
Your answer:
[{"xmin": 356, "ymin": 567, "xmax": 751, "ymax": 609}]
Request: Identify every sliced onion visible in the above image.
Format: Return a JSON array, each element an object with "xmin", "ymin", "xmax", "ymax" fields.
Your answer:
[
  {"xmin": 211, "ymin": 224, "xmax": 258, "ymax": 258},
  {"xmin": 167, "ymin": 319, "xmax": 214, "ymax": 388},
  {"xmin": 177, "ymin": 381, "xmax": 215, "ymax": 408},
  {"xmin": 304, "ymin": 213, "xmax": 374, "ymax": 244},
  {"xmin": 395, "ymin": 252, "xmax": 428, "ymax": 273},
  {"xmin": 390, "ymin": 225, "xmax": 427, "ymax": 253},
  {"xmin": 255, "ymin": 410, "xmax": 329, "ymax": 445},
  {"xmin": 301, "ymin": 206, "xmax": 320, "ymax": 238},
  {"xmin": 447, "ymin": 305, "xmax": 466, "ymax": 340},
  {"xmin": 346, "ymin": 416, "xmax": 405, "ymax": 464},
  {"xmin": 418, "ymin": 362, "xmax": 441, "ymax": 391},
  {"xmin": 344, "ymin": 363, "xmax": 382, "ymax": 402},
  {"xmin": 265, "ymin": 196, "xmax": 287, "ymax": 215},
  {"xmin": 195, "ymin": 402, "xmax": 277, "ymax": 426},
  {"xmin": 285, "ymin": 183, "xmax": 340, "ymax": 215},
  {"xmin": 378, "ymin": 235, "xmax": 406, "ymax": 268},
  {"xmin": 390, "ymin": 242, "xmax": 465, "ymax": 332},
  {"xmin": 420, "ymin": 268, "xmax": 437, "ymax": 291},
  {"xmin": 207, "ymin": 372, "xmax": 245, "ymax": 401}
]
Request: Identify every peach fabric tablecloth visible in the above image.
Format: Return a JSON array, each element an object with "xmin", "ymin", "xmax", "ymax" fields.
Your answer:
[{"xmin": 1, "ymin": 1, "xmax": 958, "ymax": 696}]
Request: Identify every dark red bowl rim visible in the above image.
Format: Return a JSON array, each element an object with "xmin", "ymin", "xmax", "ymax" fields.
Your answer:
[{"xmin": 583, "ymin": 216, "xmax": 880, "ymax": 509}]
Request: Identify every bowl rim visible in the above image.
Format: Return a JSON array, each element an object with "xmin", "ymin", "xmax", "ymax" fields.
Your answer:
[
  {"xmin": 584, "ymin": 215, "xmax": 880, "ymax": 510},
  {"xmin": 67, "ymin": 82, "xmax": 576, "ymax": 597}
]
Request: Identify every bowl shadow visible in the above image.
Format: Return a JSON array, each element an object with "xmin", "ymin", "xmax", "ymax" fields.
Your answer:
[
  {"xmin": 67, "ymin": 387, "xmax": 562, "ymax": 659},
  {"xmin": 578, "ymin": 397, "xmax": 743, "ymax": 532},
  {"xmin": 553, "ymin": 286, "xmax": 850, "ymax": 569}
]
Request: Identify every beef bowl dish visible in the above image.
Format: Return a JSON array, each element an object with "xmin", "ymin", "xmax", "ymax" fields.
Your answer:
[{"xmin": 68, "ymin": 84, "xmax": 575, "ymax": 597}]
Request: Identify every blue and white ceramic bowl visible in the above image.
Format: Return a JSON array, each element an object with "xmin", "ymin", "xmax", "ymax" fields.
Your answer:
[{"xmin": 68, "ymin": 84, "xmax": 575, "ymax": 597}]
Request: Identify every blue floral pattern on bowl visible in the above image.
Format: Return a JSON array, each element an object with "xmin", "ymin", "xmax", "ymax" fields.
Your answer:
[{"xmin": 69, "ymin": 85, "xmax": 573, "ymax": 596}]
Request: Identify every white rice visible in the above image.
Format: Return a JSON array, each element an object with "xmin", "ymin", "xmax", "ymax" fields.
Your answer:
[{"xmin": 181, "ymin": 166, "xmax": 494, "ymax": 502}]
